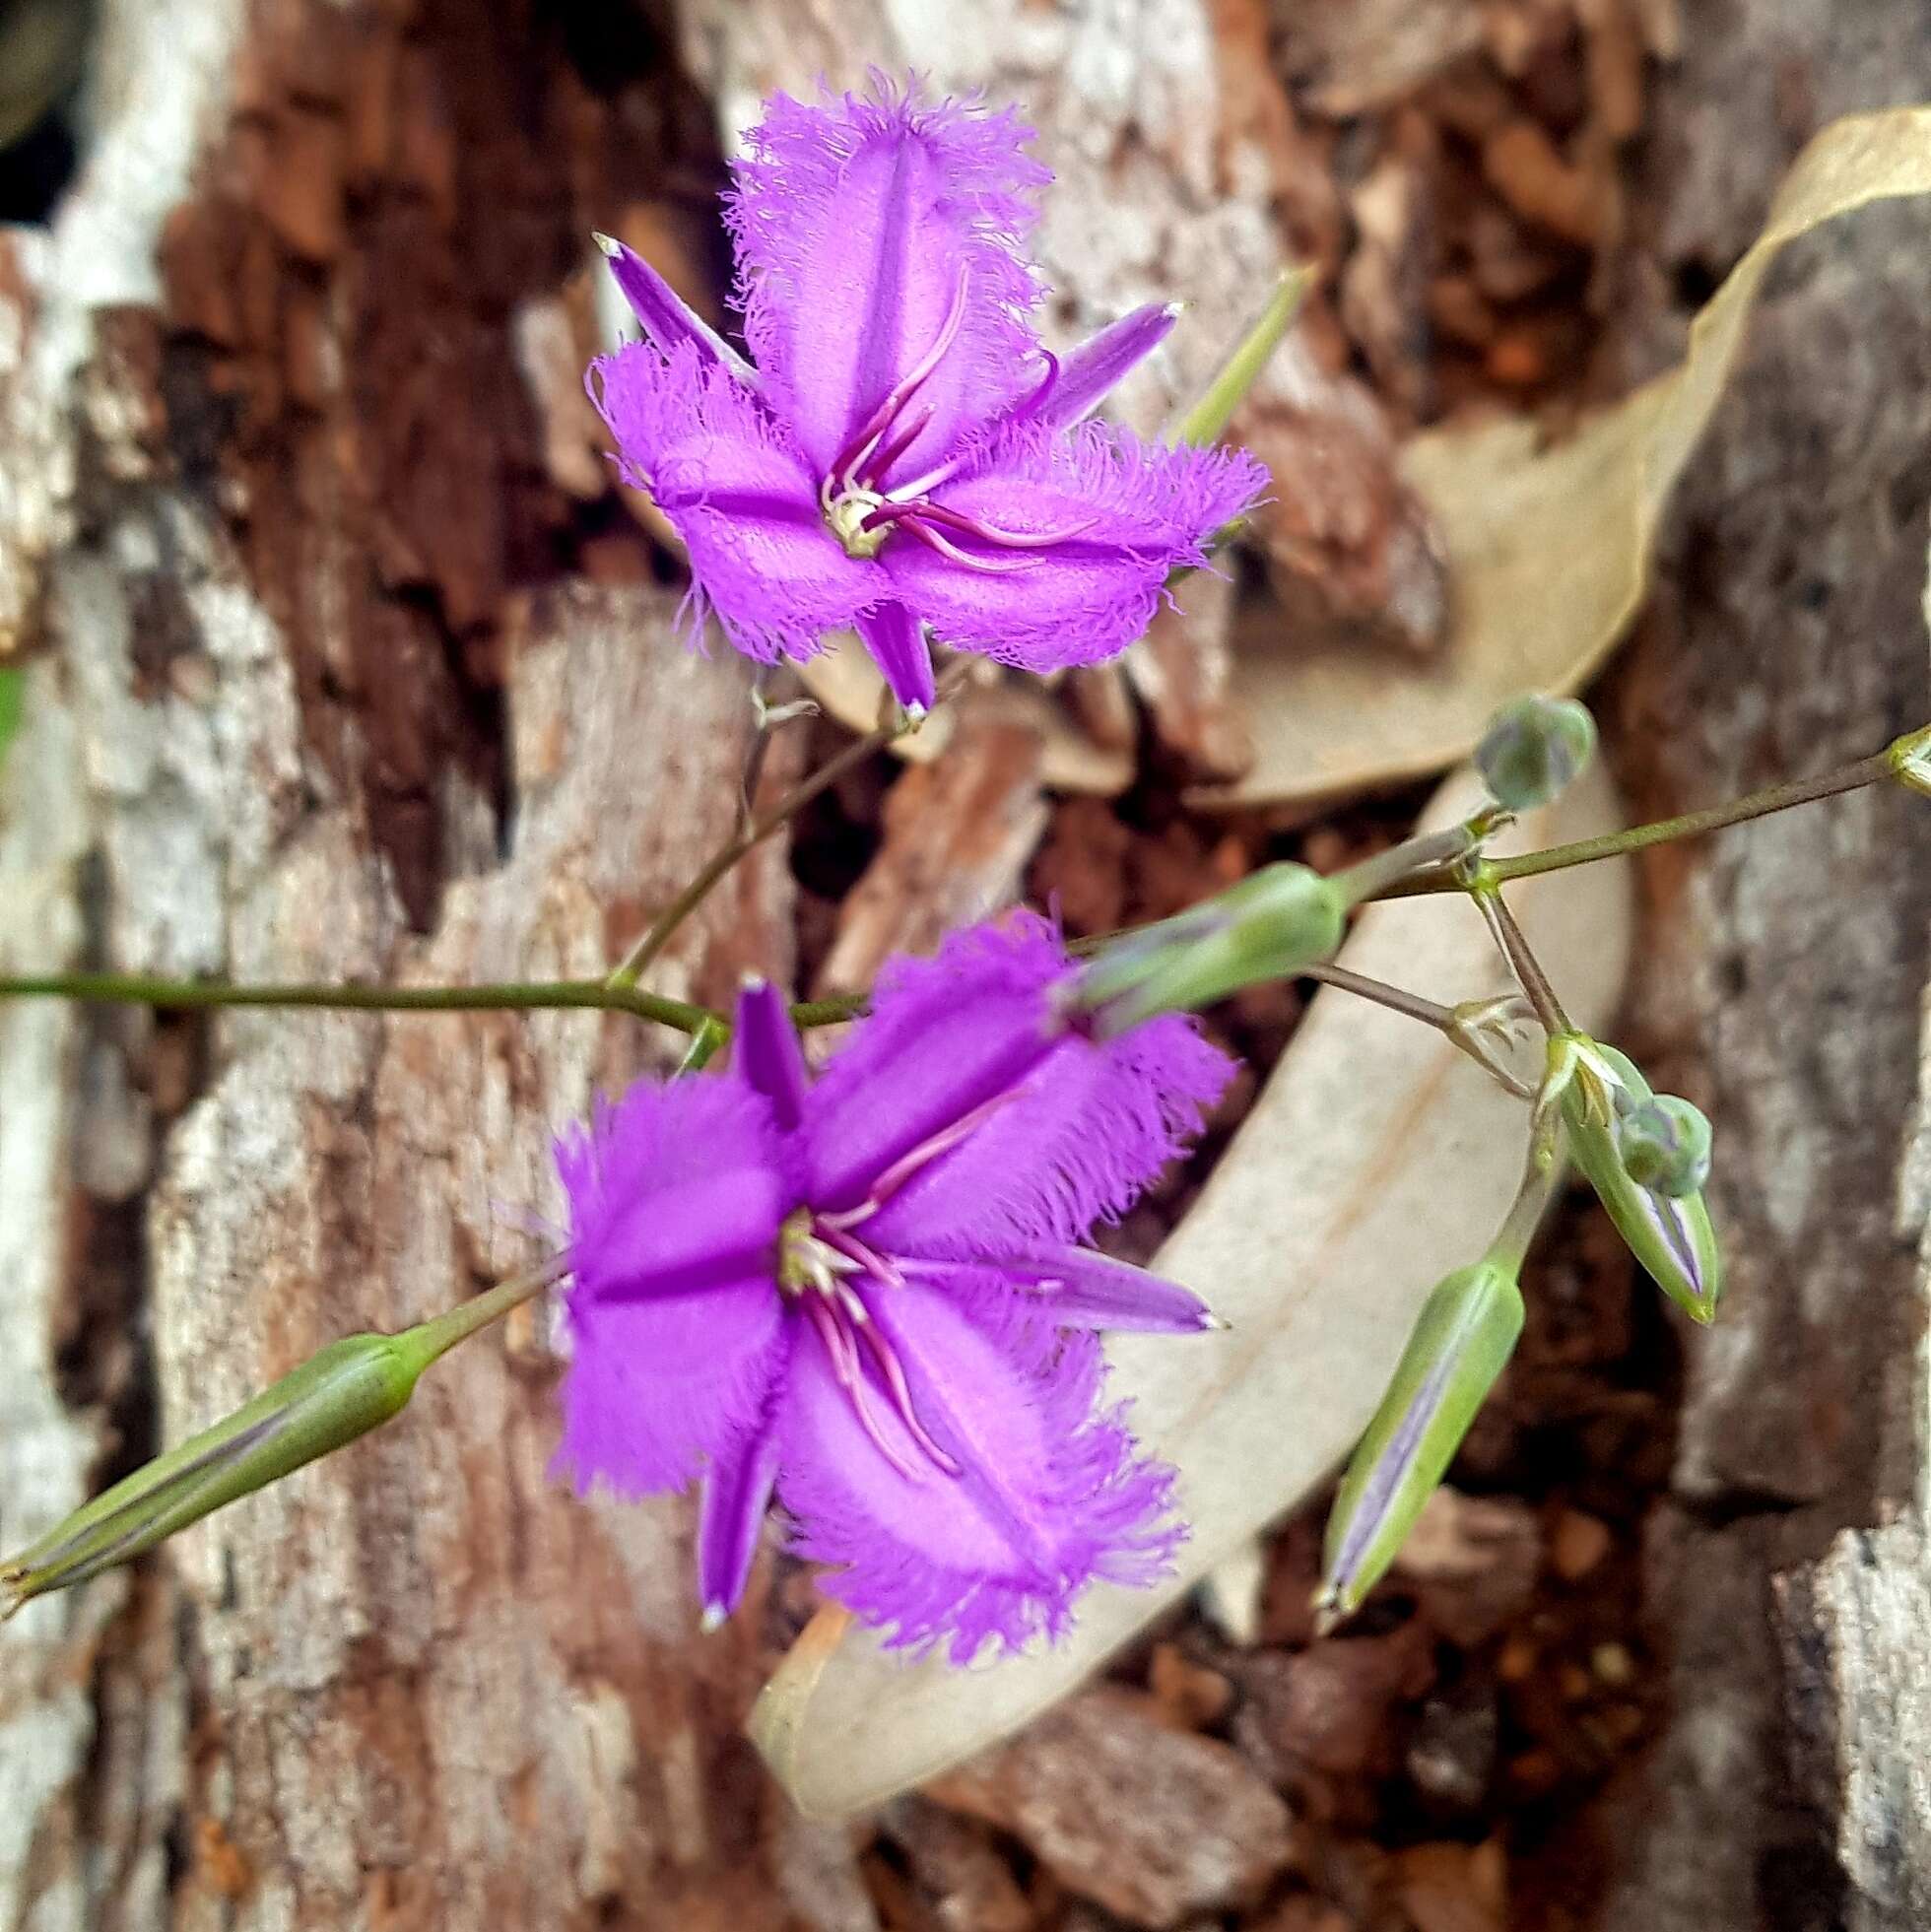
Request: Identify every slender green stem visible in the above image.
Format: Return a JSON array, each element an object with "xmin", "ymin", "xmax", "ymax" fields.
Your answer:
[
  {"xmin": 1474, "ymin": 889, "xmax": 1570, "ymax": 1036},
  {"xmin": 1302, "ymin": 961, "xmax": 1456, "ymax": 1032},
  {"xmin": 1372, "ymin": 744, "xmax": 1900, "ymax": 901},
  {"xmin": 1302, "ymin": 963, "xmax": 1538, "ymax": 1099},
  {"xmin": 1490, "ymin": 1126, "xmax": 1567, "ymax": 1274},
  {"xmin": 606, "ymin": 666, "xmax": 969, "ymax": 992},
  {"xmin": 1332, "ymin": 820, "xmax": 1492, "ymax": 907},
  {"xmin": 0, "ymin": 972, "xmax": 720, "ymax": 1036}
]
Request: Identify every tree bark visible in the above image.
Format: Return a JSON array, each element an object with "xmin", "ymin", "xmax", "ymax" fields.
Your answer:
[
  {"xmin": 0, "ymin": 5, "xmax": 861, "ymax": 1928},
  {"xmin": 1596, "ymin": 5, "xmax": 1931, "ymax": 1928}
]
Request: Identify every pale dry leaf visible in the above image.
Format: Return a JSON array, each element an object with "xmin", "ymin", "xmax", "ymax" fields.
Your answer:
[
  {"xmin": 1198, "ymin": 104, "xmax": 1931, "ymax": 809},
  {"xmin": 752, "ymin": 761, "xmax": 1632, "ymax": 1817}
]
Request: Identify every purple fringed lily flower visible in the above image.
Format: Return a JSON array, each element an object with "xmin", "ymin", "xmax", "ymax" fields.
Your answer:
[
  {"xmin": 553, "ymin": 914, "xmax": 1232, "ymax": 1661},
  {"xmin": 587, "ymin": 77, "xmax": 1269, "ymax": 714}
]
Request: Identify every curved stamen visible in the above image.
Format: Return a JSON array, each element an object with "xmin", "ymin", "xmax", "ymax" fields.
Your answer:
[
  {"xmin": 805, "ymin": 1295, "xmax": 926, "ymax": 1482},
  {"xmin": 886, "ymin": 350, "xmax": 1060, "ymax": 502},
  {"xmin": 912, "ymin": 500, "xmax": 1099, "ymax": 551},
  {"xmin": 852, "ymin": 1316, "xmax": 962, "ymax": 1476},
  {"xmin": 817, "ymin": 1090, "xmax": 1018, "ymax": 1232},
  {"xmin": 825, "ymin": 272, "xmax": 971, "ymax": 493},
  {"xmin": 861, "ymin": 402, "xmax": 936, "ymax": 492},
  {"xmin": 899, "ymin": 516, "xmax": 1034, "ymax": 575},
  {"xmin": 817, "ymin": 1222, "xmax": 906, "ymax": 1291}
]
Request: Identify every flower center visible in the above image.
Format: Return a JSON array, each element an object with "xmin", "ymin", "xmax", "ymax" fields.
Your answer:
[
  {"xmin": 776, "ymin": 1204, "xmax": 854, "ymax": 1296},
  {"xmin": 821, "ymin": 483, "xmax": 893, "ymax": 561},
  {"xmin": 774, "ymin": 1206, "xmax": 961, "ymax": 1480}
]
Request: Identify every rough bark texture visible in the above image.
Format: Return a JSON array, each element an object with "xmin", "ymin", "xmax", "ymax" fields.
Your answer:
[
  {"xmin": 0, "ymin": 4, "xmax": 860, "ymax": 1928},
  {"xmin": 1594, "ymin": 4, "xmax": 1931, "ymax": 1927}
]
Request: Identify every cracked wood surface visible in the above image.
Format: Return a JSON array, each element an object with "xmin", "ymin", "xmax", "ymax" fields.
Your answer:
[{"xmin": 0, "ymin": 4, "xmax": 845, "ymax": 1928}]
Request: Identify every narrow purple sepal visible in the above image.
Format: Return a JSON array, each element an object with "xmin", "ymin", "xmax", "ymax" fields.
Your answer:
[
  {"xmin": 699, "ymin": 1416, "xmax": 783, "ymax": 1623},
  {"xmin": 733, "ymin": 979, "xmax": 812, "ymax": 1132},
  {"xmin": 915, "ymin": 1250, "xmax": 1217, "ymax": 1334},
  {"xmin": 1034, "ymin": 302, "xmax": 1181, "ymax": 429},
  {"xmin": 596, "ymin": 234, "xmax": 760, "ymax": 386},
  {"xmin": 855, "ymin": 601, "xmax": 936, "ymax": 713}
]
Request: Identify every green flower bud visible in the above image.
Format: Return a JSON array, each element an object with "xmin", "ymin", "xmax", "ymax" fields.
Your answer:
[
  {"xmin": 1316, "ymin": 1258, "xmax": 1525, "ymax": 1632},
  {"xmin": 1561, "ymin": 1041, "xmax": 1722, "ymax": 1322},
  {"xmin": 1067, "ymin": 862, "xmax": 1347, "ymax": 1037},
  {"xmin": 1616, "ymin": 1095, "xmax": 1712, "ymax": 1197},
  {"xmin": 3, "ymin": 1331, "xmax": 433, "ymax": 1615},
  {"xmin": 1475, "ymin": 696, "xmax": 1598, "ymax": 812}
]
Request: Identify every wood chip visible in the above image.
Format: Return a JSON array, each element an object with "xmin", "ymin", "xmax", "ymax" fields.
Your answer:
[
  {"xmin": 1123, "ymin": 569, "xmax": 1255, "ymax": 779},
  {"xmin": 1392, "ymin": 1487, "xmax": 1543, "ymax": 1647},
  {"xmin": 925, "ymin": 1688, "xmax": 1298, "ymax": 1930},
  {"xmin": 1273, "ymin": 0, "xmax": 1486, "ymax": 118}
]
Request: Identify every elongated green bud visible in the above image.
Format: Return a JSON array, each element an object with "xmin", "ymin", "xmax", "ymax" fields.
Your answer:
[
  {"xmin": 1065, "ymin": 862, "xmax": 1347, "ymax": 1037},
  {"xmin": 1560, "ymin": 1041, "xmax": 1722, "ymax": 1322},
  {"xmin": 1475, "ymin": 696, "xmax": 1597, "ymax": 812},
  {"xmin": 1, "ymin": 1332, "xmax": 437, "ymax": 1615},
  {"xmin": 1168, "ymin": 266, "xmax": 1315, "ymax": 448},
  {"xmin": 1616, "ymin": 1095, "xmax": 1711, "ymax": 1197},
  {"xmin": 1316, "ymin": 1259, "xmax": 1525, "ymax": 1632}
]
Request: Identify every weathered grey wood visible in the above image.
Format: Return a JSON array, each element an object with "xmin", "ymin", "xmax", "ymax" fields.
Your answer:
[
  {"xmin": 1598, "ymin": 5, "xmax": 1931, "ymax": 1927},
  {"xmin": 0, "ymin": 4, "xmax": 860, "ymax": 1927}
]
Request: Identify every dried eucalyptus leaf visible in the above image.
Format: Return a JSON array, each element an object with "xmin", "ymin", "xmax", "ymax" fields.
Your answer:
[
  {"xmin": 1195, "ymin": 103, "xmax": 1931, "ymax": 809},
  {"xmin": 752, "ymin": 760, "xmax": 1632, "ymax": 1817}
]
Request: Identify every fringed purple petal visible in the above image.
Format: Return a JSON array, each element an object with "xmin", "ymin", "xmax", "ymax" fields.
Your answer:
[
  {"xmin": 558, "ymin": 1280, "xmax": 790, "ymax": 1497},
  {"xmin": 699, "ymin": 1412, "xmax": 783, "ymax": 1622},
  {"xmin": 823, "ymin": 913, "xmax": 1232, "ymax": 1257},
  {"xmin": 906, "ymin": 1251, "xmax": 1219, "ymax": 1334},
  {"xmin": 798, "ymin": 913, "xmax": 1081, "ymax": 1215},
  {"xmin": 733, "ymin": 980, "xmax": 812, "ymax": 1133},
  {"xmin": 1034, "ymin": 302, "xmax": 1181, "ymax": 428},
  {"xmin": 854, "ymin": 601, "xmax": 935, "ymax": 712},
  {"xmin": 597, "ymin": 235, "xmax": 759, "ymax": 386},
  {"xmin": 724, "ymin": 76, "xmax": 1050, "ymax": 482},
  {"xmin": 881, "ymin": 422, "xmax": 1268, "ymax": 672},
  {"xmin": 588, "ymin": 338, "xmax": 884, "ymax": 662},
  {"xmin": 554, "ymin": 1074, "xmax": 791, "ymax": 1494},
  {"xmin": 557, "ymin": 1073, "xmax": 788, "ymax": 1299},
  {"xmin": 775, "ymin": 1276, "xmax": 1180, "ymax": 1661}
]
